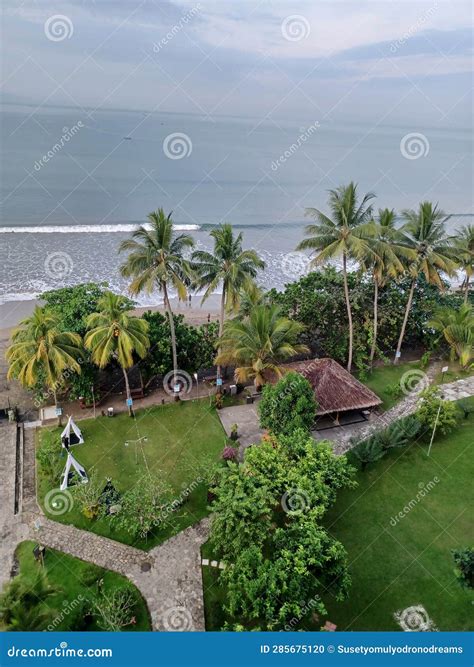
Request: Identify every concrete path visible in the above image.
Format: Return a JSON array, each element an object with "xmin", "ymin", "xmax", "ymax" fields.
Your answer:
[
  {"xmin": 0, "ymin": 424, "xmax": 209, "ymax": 631},
  {"xmin": 217, "ymin": 402, "xmax": 264, "ymax": 460},
  {"xmin": 332, "ymin": 374, "xmax": 474, "ymax": 454}
]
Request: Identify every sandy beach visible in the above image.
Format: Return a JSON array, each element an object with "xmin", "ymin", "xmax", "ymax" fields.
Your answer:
[{"xmin": 0, "ymin": 293, "xmax": 221, "ymax": 332}]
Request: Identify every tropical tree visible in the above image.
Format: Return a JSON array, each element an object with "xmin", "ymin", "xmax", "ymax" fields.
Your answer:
[
  {"xmin": 119, "ymin": 208, "xmax": 194, "ymax": 387},
  {"xmin": 454, "ymin": 224, "xmax": 474, "ymax": 303},
  {"xmin": 192, "ymin": 223, "xmax": 264, "ymax": 383},
  {"xmin": 393, "ymin": 202, "xmax": 458, "ymax": 363},
  {"xmin": 216, "ymin": 304, "xmax": 308, "ymax": 390},
  {"xmin": 84, "ymin": 292, "xmax": 149, "ymax": 415},
  {"xmin": 429, "ymin": 303, "xmax": 474, "ymax": 369},
  {"xmin": 297, "ymin": 182, "xmax": 376, "ymax": 371},
  {"xmin": 0, "ymin": 572, "xmax": 58, "ymax": 631},
  {"xmin": 6, "ymin": 307, "xmax": 82, "ymax": 414},
  {"xmin": 361, "ymin": 209, "xmax": 409, "ymax": 366}
]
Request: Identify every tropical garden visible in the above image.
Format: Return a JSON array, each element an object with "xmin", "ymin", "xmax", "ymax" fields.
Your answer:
[{"xmin": 3, "ymin": 187, "xmax": 474, "ymax": 631}]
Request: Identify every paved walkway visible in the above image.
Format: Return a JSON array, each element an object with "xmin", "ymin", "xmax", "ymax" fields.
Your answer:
[
  {"xmin": 333, "ymin": 373, "xmax": 474, "ymax": 454},
  {"xmin": 0, "ymin": 424, "xmax": 209, "ymax": 631}
]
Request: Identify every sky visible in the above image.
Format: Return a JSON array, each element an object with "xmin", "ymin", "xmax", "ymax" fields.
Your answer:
[{"xmin": 1, "ymin": 0, "xmax": 473, "ymax": 127}]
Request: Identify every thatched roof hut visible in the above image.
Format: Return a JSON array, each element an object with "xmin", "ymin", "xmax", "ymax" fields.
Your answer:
[{"xmin": 281, "ymin": 358, "xmax": 382, "ymax": 416}]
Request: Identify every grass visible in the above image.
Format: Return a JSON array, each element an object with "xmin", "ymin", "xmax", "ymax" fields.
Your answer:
[
  {"xmin": 202, "ymin": 399, "xmax": 474, "ymax": 631},
  {"xmin": 37, "ymin": 399, "xmax": 227, "ymax": 550},
  {"xmin": 432, "ymin": 361, "xmax": 474, "ymax": 386},
  {"xmin": 359, "ymin": 360, "xmax": 423, "ymax": 410},
  {"xmin": 4, "ymin": 541, "xmax": 150, "ymax": 631}
]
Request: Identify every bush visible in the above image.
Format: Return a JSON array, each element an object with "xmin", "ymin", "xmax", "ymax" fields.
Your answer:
[
  {"xmin": 351, "ymin": 437, "xmax": 385, "ymax": 470},
  {"xmin": 452, "ymin": 547, "xmax": 474, "ymax": 589},
  {"xmin": 221, "ymin": 446, "xmax": 238, "ymax": 461},
  {"xmin": 37, "ymin": 437, "xmax": 63, "ymax": 485},
  {"xmin": 416, "ymin": 388, "xmax": 459, "ymax": 436},
  {"xmin": 259, "ymin": 372, "xmax": 317, "ymax": 436}
]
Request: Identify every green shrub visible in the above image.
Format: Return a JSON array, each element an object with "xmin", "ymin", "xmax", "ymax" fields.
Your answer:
[
  {"xmin": 416, "ymin": 388, "xmax": 459, "ymax": 436},
  {"xmin": 259, "ymin": 372, "xmax": 317, "ymax": 436},
  {"xmin": 452, "ymin": 547, "xmax": 474, "ymax": 589}
]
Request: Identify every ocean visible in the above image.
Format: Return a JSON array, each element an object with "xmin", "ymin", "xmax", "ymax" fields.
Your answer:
[{"xmin": 1, "ymin": 105, "xmax": 472, "ymax": 305}]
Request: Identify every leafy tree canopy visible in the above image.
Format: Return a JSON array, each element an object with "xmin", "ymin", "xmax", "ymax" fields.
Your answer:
[{"xmin": 259, "ymin": 371, "xmax": 317, "ymax": 436}]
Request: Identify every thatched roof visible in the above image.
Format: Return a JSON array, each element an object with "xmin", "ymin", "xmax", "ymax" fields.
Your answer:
[{"xmin": 281, "ymin": 358, "xmax": 382, "ymax": 416}]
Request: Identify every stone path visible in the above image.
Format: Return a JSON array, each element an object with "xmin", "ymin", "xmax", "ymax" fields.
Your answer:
[
  {"xmin": 333, "ymin": 373, "xmax": 474, "ymax": 454},
  {"xmin": 0, "ymin": 424, "xmax": 210, "ymax": 631}
]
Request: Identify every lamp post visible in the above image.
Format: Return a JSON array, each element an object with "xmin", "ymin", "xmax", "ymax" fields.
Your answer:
[
  {"xmin": 91, "ymin": 384, "xmax": 96, "ymax": 419},
  {"xmin": 193, "ymin": 373, "xmax": 199, "ymax": 401}
]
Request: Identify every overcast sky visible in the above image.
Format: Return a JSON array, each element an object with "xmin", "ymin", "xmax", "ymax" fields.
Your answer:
[{"xmin": 1, "ymin": 0, "xmax": 473, "ymax": 127}]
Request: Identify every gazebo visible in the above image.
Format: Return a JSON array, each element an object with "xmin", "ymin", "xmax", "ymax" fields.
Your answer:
[{"xmin": 281, "ymin": 358, "xmax": 382, "ymax": 428}]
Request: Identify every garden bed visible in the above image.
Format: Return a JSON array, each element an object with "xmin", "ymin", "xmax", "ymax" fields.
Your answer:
[{"xmin": 2, "ymin": 541, "xmax": 150, "ymax": 631}]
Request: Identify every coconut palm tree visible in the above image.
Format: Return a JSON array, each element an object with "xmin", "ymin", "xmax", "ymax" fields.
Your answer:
[
  {"xmin": 215, "ymin": 304, "xmax": 308, "ymax": 390},
  {"xmin": 84, "ymin": 292, "xmax": 149, "ymax": 415},
  {"xmin": 6, "ymin": 307, "xmax": 82, "ymax": 417},
  {"xmin": 429, "ymin": 303, "xmax": 474, "ymax": 369},
  {"xmin": 454, "ymin": 224, "xmax": 474, "ymax": 303},
  {"xmin": 119, "ymin": 208, "xmax": 194, "ymax": 387},
  {"xmin": 192, "ymin": 223, "xmax": 264, "ymax": 383},
  {"xmin": 361, "ymin": 209, "xmax": 410, "ymax": 366},
  {"xmin": 297, "ymin": 182, "xmax": 376, "ymax": 371},
  {"xmin": 393, "ymin": 202, "xmax": 458, "ymax": 364}
]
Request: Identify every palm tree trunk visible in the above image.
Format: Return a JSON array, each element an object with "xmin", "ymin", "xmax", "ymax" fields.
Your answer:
[
  {"xmin": 52, "ymin": 388, "xmax": 62, "ymax": 426},
  {"xmin": 162, "ymin": 282, "xmax": 178, "ymax": 387},
  {"xmin": 369, "ymin": 279, "xmax": 379, "ymax": 367},
  {"xmin": 394, "ymin": 278, "xmax": 416, "ymax": 364},
  {"xmin": 122, "ymin": 367, "xmax": 132, "ymax": 416},
  {"xmin": 464, "ymin": 273, "xmax": 470, "ymax": 304},
  {"xmin": 216, "ymin": 288, "xmax": 226, "ymax": 389},
  {"xmin": 342, "ymin": 252, "xmax": 354, "ymax": 372}
]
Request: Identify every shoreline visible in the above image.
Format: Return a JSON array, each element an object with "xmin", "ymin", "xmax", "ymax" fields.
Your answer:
[{"xmin": 0, "ymin": 294, "xmax": 221, "ymax": 334}]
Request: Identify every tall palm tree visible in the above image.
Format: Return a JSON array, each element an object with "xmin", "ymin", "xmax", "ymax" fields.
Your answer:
[
  {"xmin": 454, "ymin": 224, "xmax": 474, "ymax": 303},
  {"xmin": 119, "ymin": 208, "xmax": 194, "ymax": 387},
  {"xmin": 393, "ymin": 202, "xmax": 458, "ymax": 363},
  {"xmin": 429, "ymin": 303, "xmax": 474, "ymax": 369},
  {"xmin": 297, "ymin": 182, "xmax": 376, "ymax": 371},
  {"xmin": 361, "ymin": 209, "xmax": 409, "ymax": 366},
  {"xmin": 215, "ymin": 304, "xmax": 308, "ymax": 390},
  {"xmin": 84, "ymin": 292, "xmax": 149, "ymax": 415},
  {"xmin": 6, "ymin": 307, "xmax": 82, "ymax": 415},
  {"xmin": 192, "ymin": 223, "xmax": 264, "ymax": 383}
]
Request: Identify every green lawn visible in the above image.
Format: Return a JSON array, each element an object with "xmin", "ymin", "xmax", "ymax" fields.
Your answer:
[
  {"xmin": 432, "ymin": 362, "xmax": 474, "ymax": 386},
  {"xmin": 4, "ymin": 541, "xmax": 150, "ymax": 631},
  {"xmin": 37, "ymin": 399, "xmax": 226, "ymax": 550},
  {"xmin": 359, "ymin": 360, "xmax": 423, "ymax": 410},
  {"xmin": 202, "ymin": 400, "xmax": 474, "ymax": 631}
]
